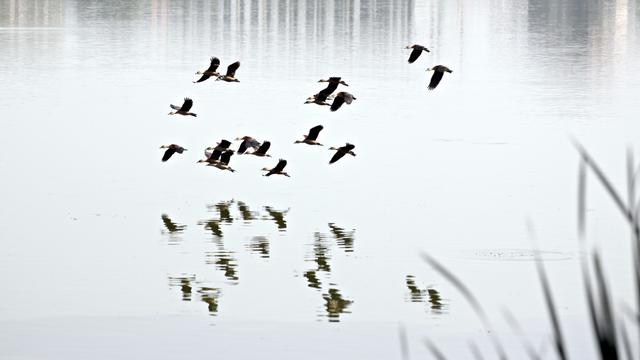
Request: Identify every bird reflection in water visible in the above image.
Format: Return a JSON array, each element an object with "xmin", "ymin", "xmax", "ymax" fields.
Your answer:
[
  {"xmin": 199, "ymin": 219, "xmax": 223, "ymax": 238},
  {"xmin": 312, "ymin": 232, "xmax": 331, "ymax": 273},
  {"xmin": 328, "ymin": 223, "xmax": 355, "ymax": 252},
  {"xmin": 208, "ymin": 200, "xmax": 234, "ymax": 224},
  {"xmin": 198, "ymin": 287, "xmax": 221, "ymax": 316},
  {"xmin": 246, "ymin": 236, "xmax": 270, "ymax": 258},
  {"xmin": 237, "ymin": 201, "xmax": 257, "ymax": 222},
  {"xmin": 264, "ymin": 206, "xmax": 289, "ymax": 231},
  {"xmin": 169, "ymin": 274, "xmax": 196, "ymax": 301},
  {"xmin": 206, "ymin": 250, "xmax": 239, "ymax": 283},
  {"xmin": 405, "ymin": 275, "xmax": 446, "ymax": 313},
  {"xmin": 304, "ymin": 270, "xmax": 321, "ymax": 289},
  {"xmin": 323, "ymin": 288, "xmax": 353, "ymax": 322},
  {"xmin": 161, "ymin": 214, "xmax": 186, "ymax": 244}
]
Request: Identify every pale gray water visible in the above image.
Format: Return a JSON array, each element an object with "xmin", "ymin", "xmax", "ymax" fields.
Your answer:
[{"xmin": 1, "ymin": 0, "xmax": 639, "ymax": 358}]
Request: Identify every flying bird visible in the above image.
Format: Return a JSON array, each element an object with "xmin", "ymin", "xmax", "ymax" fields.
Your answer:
[
  {"xmin": 295, "ymin": 125, "xmax": 324, "ymax": 146},
  {"xmin": 198, "ymin": 140, "xmax": 232, "ymax": 165},
  {"xmin": 194, "ymin": 57, "xmax": 221, "ymax": 83},
  {"xmin": 329, "ymin": 143, "xmax": 356, "ymax": 164},
  {"xmin": 246, "ymin": 141, "xmax": 271, "ymax": 157},
  {"xmin": 160, "ymin": 144, "xmax": 187, "ymax": 162},
  {"xmin": 426, "ymin": 65, "xmax": 453, "ymax": 90},
  {"xmin": 208, "ymin": 150, "xmax": 235, "ymax": 172},
  {"xmin": 263, "ymin": 159, "xmax": 290, "ymax": 177},
  {"xmin": 330, "ymin": 92, "xmax": 356, "ymax": 112},
  {"xmin": 236, "ymin": 136, "xmax": 261, "ymax": 154},
  {"xmin": 305, "ymin": 77, "xmax": 347, "ymax": 105},
  {"xmin": 405, "ymin": 44, "xmax": 430, "ymax": 63},
  {"xmin": 169, "ymin": 98, "xmax": 197, "ymax": 116},
  {"xmin": 217, "ymin": 61, "xmax": 241, "ymax": 82}
]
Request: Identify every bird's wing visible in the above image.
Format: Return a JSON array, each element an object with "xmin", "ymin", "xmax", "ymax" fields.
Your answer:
[
  {"xmin": 408, "ymin": 47, "xmax": 422, "ymax": 63},
  {"xmin": 342, "ymin": 93, "xmax": 354, "ymax": 104},
  {"xmin": 220, "ymin": 150, "xmax": 233, "ymax": 165},
  {"xmin": 174, "ymin": 146, "xmax": 185, "ymax": 154},
  {"xmin": 272, "ymin": 159, "xmax": 287, "ymax": 172},
  {"xmin": 321, "ymin": 81, "xmax": 339, "ymax": 96},
  {"xmin": 210, "ymin": 149, "xmax": 223, "ymax": 161},
  {"xmin": 219, "ymin": 139, "xmax": 232, "ymax": 149},
  {"xmin": 195, "ymin": 74, "xmax": 210, "ymax": 83},
  {"xmin": 204, "ymin": 149, "xmax": 213, "ymax": 158},
  {"xmin": 162, "ymin": 148, "xmax": 176, "ymax": 162},
  {"xmin": 170, "ymin": 104, "xmax": 181, "ymax": 110},
  {"xmin": 344, "ymin": 143, "xmax": 355, "ymax": 151},
  {"xmin": 428, "ymin": 71, "xmax": 444, "ymax": 90},
  {"xmin": 207, "ymin": 57, "xmax": 220, "ymax": 72},
  {"xmin": 237, "ymin": 140, "xmax": 249, "ymax": 154},
  {"xmin": 329, "ymin": 151, "xmax": 346, "ymax": 164},
  {"xmin": 330, "ymin": 96, "xmax": 346, "ymax": 112},
  {"xmin": 180, "ymin": 98, "xmax": 193, "ymax": 112},
  {"xmin": 226, "ymin": 61, "xmax": 241, "ymax": 77},
  {"xmin": 256, "ymin": 141, "xmax": 271, "ymax": 154},
  {"xmin": 308, "ymin": 125, "xmax": 323, "ymax": 140},
  {"xmin": 248, "ymin": 138, "xmax": 261, "ymax": 149}
]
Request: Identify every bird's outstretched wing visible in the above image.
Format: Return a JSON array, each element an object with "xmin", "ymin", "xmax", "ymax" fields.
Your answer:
[
  {"xmin": 307, "ymin": 125, "xmax": 323, "ymax": 141},
  {"xmin": 170, "ymin": 104, "xmax": 181, "ymax": 110},
  {"xmin": 237, "ymin": 140, "xmax": 249, "ymax": 154},
  {"xmin": 207, "ymin": 57, "xmax": 221, "ymax": 72},
  {"xmin": 344, "ymin": 143, "xmax": 355, "ymax": 152},
  {"xmin": 194, "ymin": 74, "xmax": 210, "ymax": 83},
  {"xmin": 220, "ymin": 150, "xmax": 233, "ymax": 165},
  {"xmin": 218, "ymin": 139, "xmax": 232, "ymax": 149},
  {"xmin": 226, "ymin": 61, "xmax": 240, "ymax": 77},
  {"xmin": 271, "ymin": 159, "xmax": 287, "ymax": 173},
  {"xmin": 428, "ymin": 71, "xmax": 444, "ymax": 90},
  {"xmin": 162, "ymin": 148, "xmax": 176, "ymax": 162},
  {"xmin": 329, "ymin": 151, "xmax": 346, "ymax": 164},
  {"xmin": 179, "ymin": 98, "xmax": 193, "ymax": 112},
  {"xmin": 330, "ymin": 96, "xmax": 345, "ymax": 112},
  {"xmin": 256, "ymin": 141, "xmax": 271, "ymax": 154},
  {"xmin": 408, "ymin": 47, "xmax": 423, "ymax": 63}
]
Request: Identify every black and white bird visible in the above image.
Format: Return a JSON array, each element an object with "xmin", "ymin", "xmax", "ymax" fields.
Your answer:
[
  {"xmin": 305, "ymin": 77, "xmax": 347, "ymax": 106},
  {"xmin": 168, "ymin": 98, "xmax": 197, "ymax": 116},
  {"xmin": 405, "ymin": 44, "xmax": 430, "ymax": 63},
  {"xmin": 194, "ymin": 57, "xmax": 221, "ymax": 83},
  {"xmin": 160, "ymin": 144, "xmax": 187, "ymax": 162},
  {"xmin": 263, "ymin": 159, "xmax": 290, "ymax": 177},
  {"xmin": 236, "ymin": 136, "xmax": 261, "ymax": 154},
  {"xmin": 329, "ymin": 143, "xmax": 356, "ymax": 164},
  {"xmin": 198, "ymin": 140, "xmax": 232, "ymax": 165},
  {"xmin": 426, "ymin": 65, "xmax": 453, "ymax": 90},
  {"xmin": 330, "ymin": 92, "xmax": 356, "ymax": 112},
  {"xmin": 246, "ymin": 141, "xmax": 271, "ymax": 157},
  {"xmin": 295, "ymin": 125, "xmax": 324, "ymax": 146},
  {"xmin": 208, "ymin": 150, "xmax": 235, "ymax": 172},
  {"xmin": 217, "ymin": 61, "xmax": 241, "ymax": 82}
]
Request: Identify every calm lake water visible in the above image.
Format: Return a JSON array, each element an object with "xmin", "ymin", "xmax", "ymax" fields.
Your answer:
[{"xmin": 1, "ymin": 0, "xmax": 639, "ymax": 358}]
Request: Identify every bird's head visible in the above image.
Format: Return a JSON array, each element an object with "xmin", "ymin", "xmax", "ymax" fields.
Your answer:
[
  {"xmin": 261, "ymin": 167, "xmax": 270, "ymax": 171},
  {"xmin": 159, "ymin": 145, "xmax": 169, "ymax": 149},
  {"xmin": 294, "ymin": 140, "xmax": 303, "ymax": 144},
  {"xmin": 168, "ymin": 111, "xmax": 176, "ymax": 115},
  {"xmin": 317, "ymin": 79, "xmax": 328, "ymax": 83},
  {"xmin": 197, "ymin": 159, "xmax": 205, "ymax": 163},
  {"xmin": 329, "ymin": 147, "xmax": 337, "ymax": 151},
  {"xmin": 405, "ymin": 44, "xmax": 414, "ymax": 49},
  {"xmin": 205, "ymin": 147, "xmax": 214, "ymax": 151}
]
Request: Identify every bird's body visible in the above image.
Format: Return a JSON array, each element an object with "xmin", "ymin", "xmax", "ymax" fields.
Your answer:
[
  {"xmin": 169, "ymin": 98, "xmax": 197, "ymax": 116},
  {"xmin": 246, "ymin": 141, "xmax": 271, "ymax": 157},
  {"xmin": 295, "ymin": 125, "xmax": 324, "ymax": 146},
  {"xmin": 236, "ymin": 136, "xmax": 261, "ymax": 154},
  {"xmin": 207, "ymin": 150, "xmax": 235, "ymax": 172},
  {"xmin": 217, "ymin": 61, "xmax": 241, "ymax": 82},
  {"xmin": 405, "ymin": 44, "xmax": 430, "ymax": 63},
  {"xmin": 263, "ymin": 159, "xmax": 290, "ymax": 177},
  {"xmin": 426, "ymin": 65, "xmax": 453, "ymax": 90},
  {"xmin": 194, "ymin": 57, "xmax": 221, "ymax": 83},
  {"xmin": 198, "ymin": 140, "xmax": 232, "ymax": 165},
  {"xmin": 329, "ymin": 143, "xmax": 356, "ymax": 164},
  {"xmin": 305, "ymin": 77, "xmax": 347, "ymax": 106},
  {"xmin": 160, "ymin": 144, "xmax": 187, "ymax": 162},
  {"xmin": 330, "ymin": 92, "xmax": 356, "ymax": 112}
]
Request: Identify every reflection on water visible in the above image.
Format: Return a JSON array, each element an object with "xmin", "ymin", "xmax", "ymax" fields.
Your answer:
[
  {"xmin": 264, "ymin": 206, "xmax": 289, "ymax": 231},
  {"xmin": 311, "ymin": 232, "xmax": 331, "ymax": 273},
  {"xmin": 322, "ymin": 288, "xmax": 353, "ymax": 323},
  {"xmin": 237, "ymin": 201, "xmax": 257, "ymax": 222},
  {"xmin": 198, "ymin": 287, "xmax": 221, "ymax": 316},
  {"xmin": 161, "ymin": 213, "xmax": 186, "ymax": 245},
  {"xmin": 169, "ymin": 274, "xmax": 196, "ymax": 302},
  {"xmin": 405, "ymin": 275, "xmax": 447, "ymax": 314},
  {"xmin": 206, "ymin": 250, "xmax": 239, "ymax": 284},
  {"xmin": 246, "ymin": 236, "xmax": 270, "ymax": 259},
  {"xmin": 199, "ymin": 218, "xmax": 223, "ymax": 238},
  {"xmin": 328, "ymin": 223, "xmax": 355, "ymax": 253},
  {"xmin": 208, "ymin": 201, "xmax": 233, "ymax": 224},
  {"xmin": 304, "ymin": 270, "xmax": 321, "ymax": 289},
  {"xmin": 169, "ymin": 275, "xmax": 221, "ymax": 316}
]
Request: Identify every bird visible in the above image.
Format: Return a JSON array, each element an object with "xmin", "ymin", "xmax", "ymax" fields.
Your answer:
[
  {"xmin": 305, "ymin": 77, "xmax": 347, "ymax": 105},
  {"xmin": 198, "ymin": 140, "xmax": 232, "ymax": 165},
  {"xmin": 330, "ymin": 92, "xmax": 356, "ymax": 112},
  {"xmin": 426, "ymin": 65, "xmax": 453, "ymax": 90},
  {"xmin": 194, "ymin": 57, "xmax": 221, "ymax": 83},
  {"xmin": 217, "ymin": 61, "xmax": 241, "ymax": 82},
  {"xmin": 160, "ymin": 144, "xmax": 187, "ymax": 162},
  {"xmin": 263, "ymin": 159, "xmax": 290, "ymax": 177},
  {"xmin": 208, "ymin": 150, "xmax": 235, "ymax": 172},
  {"xmin": 329, "ymin": 143, "xmax": 356, "ymax": 164},
  {"xmin": 246, "ymin": 141, "xmax": 271, "ymax": 157},
  {"xmin": 405, "ymin": 44, "xmax": 430, "ymax": 63},
  {"xmin": 169, "ymin": 98, "xmax": 197, "ymax": 116},
  {"xmin": 235, "ymin": 136, "xmax": 261, "ymax": 154},
  {"xmin": 295, "ymin": 125, "xmax": 324, "ymax": 146}
]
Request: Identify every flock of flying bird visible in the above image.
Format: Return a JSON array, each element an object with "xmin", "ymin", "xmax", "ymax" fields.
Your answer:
[{"xmin": 159, "ymin": 44, "xmax": 452, "ymax": 178}]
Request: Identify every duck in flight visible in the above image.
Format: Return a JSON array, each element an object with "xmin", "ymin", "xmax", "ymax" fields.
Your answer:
[
  {"xmin": 236, "ymin": 136, "xmax": 261, "ymax": 154},
  {"xmin": 245, "ymin": 141, "xmax": 271, "ymax": 157},
  {"xmin": 194, "ymin": 57, "xmax": 221, "ymax": 83},
  {"xmin": 405, "ymin": 44, "xmax": 430, "ymax": 63},
  {"xmin": 217, "ymin": 61, "xmax": 241, "ymax": 82},
  {"xmin": 295, "ymin": 125, "xmax": 324, "ymax": 146},
  {"xmin": 198, "ymin": 140, "xmax": 232, "ymax": 165},
  {"xmin": 426, "ymin": 65, "xmax": 453, "ymax": 90},
  {"xmin": 330, "ymin": 92, "xmax": 356, "ymax": 112},
  {"xmin": 263, "ymin": 159, "xmax": 290, "ymax": 177},
  {"xmin": 160, "ymin": 144, "xmax": 187, "ymax": 162},
  {"xmin": 169, "ymin": 98, "xmax": 197, "ymax": 117},
  {"xmin": 329, "ymin": 143, "xmax": 356, "ymax": 164},
  {"xmin": 305, "ymin": 77, "xmax": 347, "ymax": 106},
  {"xmin": 208, "ymin": 150, "xmax": 235, "ymax": 172}
]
